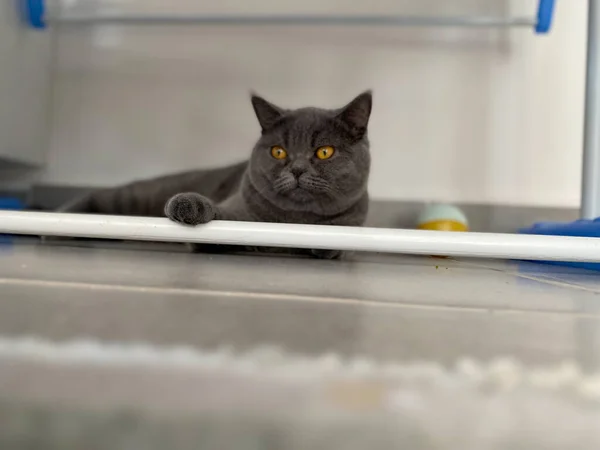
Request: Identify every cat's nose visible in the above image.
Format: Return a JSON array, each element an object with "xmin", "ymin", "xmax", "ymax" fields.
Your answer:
[{"xmin": 289, "ymin": 162, "xmax": 308, "ymax": 178}]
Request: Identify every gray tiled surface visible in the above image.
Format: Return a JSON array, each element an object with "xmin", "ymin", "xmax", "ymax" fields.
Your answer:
[
  {"xmin": 3, "ymin": 243, "xmax": 600, "ymax": 313},
  {"xmin": 2, "ymin": 241, "xmax": 600, "ymax": 449},
  {"xmin": 1, "ymin": 242, "xmax": 600, "ymax": 366},
  {"xmin": 2, "ymin": 278, "xmax": 599, "ymax": 366}
]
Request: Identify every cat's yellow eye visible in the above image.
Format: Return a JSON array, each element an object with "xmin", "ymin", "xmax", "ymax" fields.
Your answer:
[
  {"xmin": 316, "ymin": 146, "xmax": 335, "ymax": 160},
  {"xmin": 271, "ymin": 146, "xmax": 287, "ymax": 160}
]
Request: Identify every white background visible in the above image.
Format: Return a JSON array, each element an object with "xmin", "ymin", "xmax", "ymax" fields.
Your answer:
[{"xmin": 40, "ymin": 0, "xmax": 587, "ymax": 207}]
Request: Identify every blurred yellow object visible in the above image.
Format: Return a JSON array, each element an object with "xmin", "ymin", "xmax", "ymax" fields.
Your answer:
[
  {"xmin": 418, "ymin": 219, "xmax": 469, "ymax": 232},
  {"xmin": 417, "ymin": 204, "xmax": 469, "ymax": 232}
]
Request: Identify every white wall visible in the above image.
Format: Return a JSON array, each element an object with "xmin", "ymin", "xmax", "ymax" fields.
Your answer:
[
  {"xmin": 41, "ymin": 0, "xmax": 587, "ymax": 207},
  {"xmin": 0, "ymin": 0, "xmax": 53, "ymax": 166}
]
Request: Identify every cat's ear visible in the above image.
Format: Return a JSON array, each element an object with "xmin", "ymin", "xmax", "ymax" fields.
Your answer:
[
  {"xmin": 251, "ymin": 94, "xmax": 285, "ymax": 132},
  {"xmin": 337, "ymin": 91, "xmax": 372, "ymax": 139}
]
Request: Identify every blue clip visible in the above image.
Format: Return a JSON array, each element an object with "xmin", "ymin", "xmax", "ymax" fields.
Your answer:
[
  {"xmin": 20, "ymin": 0, "xmax": 46, "ymax": 29},
  {"xmin": 0, "ymin": 197, "xmax": 25, "ymax": 246},
  {"xmin": 535, "ymin": 0, "xmax": 555, "ymax": 34}
]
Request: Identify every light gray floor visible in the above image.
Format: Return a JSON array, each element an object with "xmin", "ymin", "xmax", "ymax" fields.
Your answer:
[
  {"xmin": 0, "ymin": 240, "xmax": 599, "ymax": 365},
  {"xmin": 1, "ymin": 240, "xmax": 600, "ymax": 448}
]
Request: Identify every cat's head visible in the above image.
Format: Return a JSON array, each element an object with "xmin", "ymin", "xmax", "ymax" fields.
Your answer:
[{"xmin": 248, "ymin": 91, "xmax": 372, "ymax": 215}]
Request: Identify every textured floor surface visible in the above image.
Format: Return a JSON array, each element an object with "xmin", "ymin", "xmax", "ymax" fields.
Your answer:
[{"xmin": 1, "ymin": 240, "xmax": 600, "ymax": 448}]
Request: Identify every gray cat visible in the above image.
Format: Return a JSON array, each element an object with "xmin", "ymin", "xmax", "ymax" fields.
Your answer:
[{"xmin": 60, "ymin": 91, "xmax": 372, "ymax": 259}]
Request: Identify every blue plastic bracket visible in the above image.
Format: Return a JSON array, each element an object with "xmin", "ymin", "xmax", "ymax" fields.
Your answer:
[
  {"xmin": 535, "ymin": 0, "xmax": 555, "ymax": 34},
  {"xmin": 20, "ymin": 0, "xmax": 46, "ymax": 29}
]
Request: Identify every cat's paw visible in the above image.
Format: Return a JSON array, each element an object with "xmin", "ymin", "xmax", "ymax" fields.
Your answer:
[
  {"xmin": 164, "ymin": 193, "xmax": 217, "ymax": 226},
  {"xmin": 310, "ymin": 249, "xmax": 343, "ymax": 260}
]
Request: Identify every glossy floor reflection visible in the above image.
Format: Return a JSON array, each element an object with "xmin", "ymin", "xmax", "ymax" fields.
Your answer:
[
  {"xmin": 0, "ymin": 241, "xmax": 600, "ymax": 366},
  {"xmin": 1, "ymin": 240, "xmax": 600, "ymax": 448}
]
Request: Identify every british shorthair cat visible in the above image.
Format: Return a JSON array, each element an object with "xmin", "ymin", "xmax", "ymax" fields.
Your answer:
[{"xmin": 60, "ymin": 91, "xmax": 373, "ymax": 258}]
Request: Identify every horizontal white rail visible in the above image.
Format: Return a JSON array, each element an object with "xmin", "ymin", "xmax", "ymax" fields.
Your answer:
[
  {"xmin": 0, "ymin": 211, "xmax": 598, "ymax": 262},
  {"xmin": 47, "ymin": 14, "xmax": 535, "ymax": 28}
]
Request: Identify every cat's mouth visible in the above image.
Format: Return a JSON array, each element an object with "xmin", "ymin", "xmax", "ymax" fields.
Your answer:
[
  {"xmin": 287, "ymin": 185, "xmax": 312, "ymax": 198},
  {"xmin": 281, "ymin": 182, "xmax": 309, "ymax": 195},
  {"xmin": 275, "ymin": 181, "xmax": 313, "ymax": 201},
  {"xmin": 274, "ymin": 174, "xmax": 330, "ymax": 200}
]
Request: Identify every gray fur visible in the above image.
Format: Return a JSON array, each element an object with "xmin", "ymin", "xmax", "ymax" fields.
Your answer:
[{"xmin": 60, "ymin": 92, "xmax": 373, "ymax": 259}]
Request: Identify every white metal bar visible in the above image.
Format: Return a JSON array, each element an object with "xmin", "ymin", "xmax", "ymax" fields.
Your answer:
[
  {"xmin": 582, "ymin": 0, "xmax": 600, "ymax": 219},
  {"xmin": 1, "ymin": 211, "xmax": 599, "ymax": 262},
  {"xmin": 47, "ymin": 13, "xmax": 535, "ymax": 28}
]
